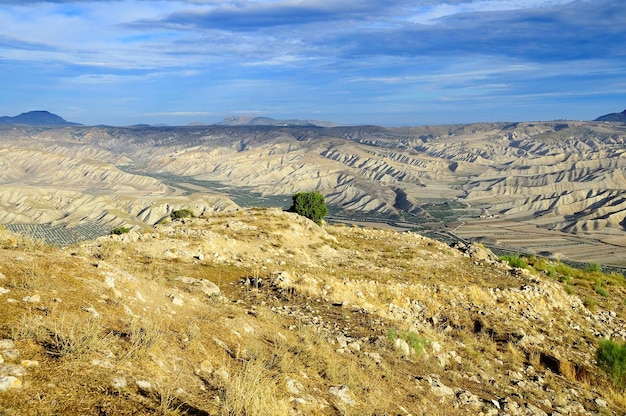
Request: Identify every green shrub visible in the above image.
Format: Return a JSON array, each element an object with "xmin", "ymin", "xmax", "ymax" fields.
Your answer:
[
  {"xmin": 585, "ymin": 262, "xmax": 602, "ymax": 273},
  {"xmin": 499, "ymin": 254, "xmax": 528, "ymax": 269},
  {"xmin": 170, "ymin": 209, "xmax": 194, "ymax": 220},
  {"xmin": 110, "ymin": 227, "xmax": 131, "ymax": 235},
  {"xmin": 594, "ymin": 283, "xmax": 609, "ymax": 297},
  {"xmin": 596, "ymin": 339, "xmax": 626, "ymax": 389},
  {"xmin": 290, "ymin": 191, "xmax": 328, "ymax": 225},
  {"xmin": 387, "ymin": 328, "xmax": 429, "ymax": 356}
]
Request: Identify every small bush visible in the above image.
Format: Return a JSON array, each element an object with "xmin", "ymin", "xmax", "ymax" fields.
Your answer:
[
  {"xmin": 110, "ymin": 227, "xmax": 131, "ymax": 235},
  {"xmin": 583, "ymin": 296, "xmax": 597, "ymax": 311},
  {"xmin": 499, "ymin": 254, "xmax": 528, "ymax": 269},
  {"xmin": 597, "ymin": 339, "xmax": 626, "ymax": 389},
  {"xmin": 594, "ymin": 283, "xmax": 609, "ymax": 298},
  {"xmin": 289, "ymin": 191, "xmax": 328, "ymax": 225},
  {"xmin": 585, "ymin": 262, "xmax": 602, "ymax": 273},
  {"xmin": 170, "ymin": 209, "xmax": 194, "ymax": 220},
  {"xmin": 387, "ymin": 328, "xmax": 429, "ymax": 356}
]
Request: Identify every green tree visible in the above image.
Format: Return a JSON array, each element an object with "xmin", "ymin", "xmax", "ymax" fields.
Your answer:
[
  {"xmin": 170, "ymin": 209, "xmax": 194, "ymax": 220},
  {"xmin": 290, "ymin": 191, "xmax": 329, "ymax": 225}
]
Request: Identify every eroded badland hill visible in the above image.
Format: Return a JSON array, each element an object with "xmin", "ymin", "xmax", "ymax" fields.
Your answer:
[
  {"xmin": 0, "ymin": 208, "xmax": 625, "ymax": 415},
  {"xmin": 2, "ymin": 121, "xmax": 626, "ymax": 265}
]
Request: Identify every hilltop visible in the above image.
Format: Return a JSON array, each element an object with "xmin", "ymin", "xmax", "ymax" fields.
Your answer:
[
  {"xmin": 0, "ymin": 208, "xmax": 625, "ymax": 415},
  {"xmin": 0, "ymin": 111, "xmax": 81, "ymax": 126},
  {"xmin": 595, "ymin": 109, "xmax": 626, "ymax": 123}
]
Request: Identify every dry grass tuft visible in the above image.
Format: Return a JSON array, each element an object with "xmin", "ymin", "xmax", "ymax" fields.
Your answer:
[
  {"xmin": 44, "ymin": 315, "xmax": 109, "ymax": 358},
  {"xmin": 121, "ymin": 316, "xmax": 163, "ymax": 359},
  {"xmin": 219, "ymin": 358, "xmax": 291, "ymax": 416}
]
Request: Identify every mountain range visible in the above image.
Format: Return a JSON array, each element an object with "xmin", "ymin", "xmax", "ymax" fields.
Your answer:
[{"xmin": 0, "ymin": 110, "xmax": 80, "ymax": 126}]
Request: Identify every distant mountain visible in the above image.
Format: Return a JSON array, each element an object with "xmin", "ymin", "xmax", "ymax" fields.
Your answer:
[
  {"xmin": 0, "ymin": 110, "xmax": 81, "ymax": 126},
  {"xmin": 594, "ymin": 109, "xmax": 626, "ymax": 122},
  {"xmin": 216, "ymin": 115, "xmax": 339, "ymax": 127}
]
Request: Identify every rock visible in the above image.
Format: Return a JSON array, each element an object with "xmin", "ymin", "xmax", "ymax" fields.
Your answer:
[
  {"xmin": 0, "ymin": 364, "xmax": 26, "ymax": 377},
  {"xmin": 136, "ymin": 380, "xmax": 152, "ymax": 393},
  {"xmin": 2, "ymin": 350, "xmax": 19, "ymax": 360},
  {"xmin": 424, "ymin": 376, "xmax": 455, "ymax": 399},
  {"xmin": 348, "ymin": 341, "xmax": 361, "ymax": 352},
  {"xmin": 0, "ymin": 340, "xmax": 15, "ymax": 350},
  {"xmin": 174, "ymin": 276, "xmax": 220, "ymax": 297},
  {"xmin": 22, "ymin": 294, "xmax": 40, "ymax": 303},
  {"xmin": 169, "ymin": 293, "xmax": 184, "ymax": 306},
  {"xmin": 455, "ymin": 390, "xmax": 482, "ymax": 408},
  {"xmin": 91, "ymin": 359, "xmax": 114, "ymax": 369},
  {"xmin": 329, "ymin": 385, "xmax": 355, "ymax": 407},
  {"xmin": 112, "ymin": 377, "xmax": 127, "ymax": 389},
  {"xmin": 394, "ymin": 338, "xmax": 410, "ymax": 356},
  {"xmin": 82, "ymin": 305, "xmax": 100, "ymax": 319},
  {"xmin": 104, "ymin": 275, "xmax": 115, "ymax": 288},
  {"xmin": 0, "ymin": 272, "xmax": 5, "ymax": 279},
  {"xmin": 20, "ymin": 360, "xmax": 38, "ymax": 368},
  {"xmin": 214, "ymin": 367, "xmax": 229, "ymax": 383},
  {"xmin": 365, "ymin": 352, "xmax": 381, "ymax": 364},
  {"xmin": 0, "ymin": 376, "xmax": 21, "ymax": 391},
  {"xmin": 285, "ymin": 376, "xmax": 303, "ymax": 394},
  {"xmin": 0, "ymin": 287, "xmax": 9, "ymax": 295},
  {"xmin": 594, "ymin": 398, "xmax": 607, "ymax": 407}
]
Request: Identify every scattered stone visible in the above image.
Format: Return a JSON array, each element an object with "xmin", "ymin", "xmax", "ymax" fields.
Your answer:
[
  {"xmin": 21, "ymin": 360, "xmax": 38, "ymax": 368},
  {"xmin": 0, "ymin": 340, "xmax": 15, "ymax": 350},
  {"xmin": 214, "ymin": 367, "xmax": 229, "ymax": 383},
  {"xmin": 285, "ymin": 376, "xmax": 303, "ymax": 395},
  {"xmin": 394, "ymin": 338, "xmax": 410, "ymax": 356},
  {"xmin": 0, "ymin": 287, "xmax": 9, "ymax": 295},
  {"xmin": 364, "ymin": 352, "xmax": 381, "ymax": 364},
  {"xmin": 175, "ymin": 276, "xmax": 220, "ymax": 297},
  {"xmin": 329, "ymin": 385, "xmax": 355, "ymax": 407},
  {"xmin": 2, "ymin": 350, "xmax": 20, "ymax": 360},
  {"xmin": 0, "ymin": 376, "xmax": 21, "ymax": 391},
  {"xmin": 82, "ymin": 305, "xmax": 100, "ymax": 319},
  {"xmin": 91, "ymin": 359, "xmax": 114, "ymax": 369},
  {"xmin": 0, "ymin": 272, "xmax": 5, "ymax": 279},
  {"xmin": 423, "ymin": 376, "xmax": 455, "ymax": 400},
  {"xmin": 104, "ymin": 275, "xmax": 115, "ymax": 288},
  {"xmin": 22, "ymin": 294, "xmax": 40, "ymax": 303},
  {"xmin": 594, "ymin": 398, "xmax": 607, "ymax": 407},
  {"xmin": 112, "ymin": 377, "xmax": 127, "ymax": 389},
  {"xmin": 169, "ymin": 294, "xmax": 184, "ymax": 306},
  {"xmin": 135, "ymin": 291, "xmax": 146, "ymax": 302},
  {"xmin": 136, "ymin": 380, "xmax": 153, "ymax": 394},
  {"xmin": 0, "ymin": 364, "xmax": 26, "ymax": 377}
]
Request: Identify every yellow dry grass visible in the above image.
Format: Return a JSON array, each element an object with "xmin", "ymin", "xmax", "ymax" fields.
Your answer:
[{"xmin": 0, "ymin": 210, "xmax": 624, "ymax": 415}]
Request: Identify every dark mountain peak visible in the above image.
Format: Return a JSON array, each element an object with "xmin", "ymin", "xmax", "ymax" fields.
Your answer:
[
  {"xmin": 0, "ymin": 110, "xmax": 81, "ymax": 126},
  {"xmin": 594, "ymin": 109, "xmax": 626, "ymax": 122}
]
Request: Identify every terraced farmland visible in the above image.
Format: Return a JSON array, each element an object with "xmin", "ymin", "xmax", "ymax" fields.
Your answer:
[{"xmin": 4, "ymin": 221, "xmax": 110, "ymax": 245}]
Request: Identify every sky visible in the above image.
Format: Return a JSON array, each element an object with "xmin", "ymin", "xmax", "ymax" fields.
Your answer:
[{"xmin": 0, "ymin": 0, "xmax": 624, "ymax": 126}]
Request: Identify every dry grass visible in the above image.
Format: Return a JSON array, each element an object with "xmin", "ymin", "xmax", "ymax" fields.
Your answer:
[
  {"xmin": 218, "ymin": 358, "xmax": 291, "ymax": 416},
  {"xmin": 44, "ymin": 315, "xmax": 108, "ymax": 358},
  {"xmin": 120, "ymin": 316, "xmax": 163, "ymax": 359},
  {"xmin": 1, "ymin": 211, "xmax": 625, "ymax": 415}
]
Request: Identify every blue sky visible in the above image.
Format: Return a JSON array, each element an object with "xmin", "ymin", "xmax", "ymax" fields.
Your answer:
[{"xmin": 0, "ymin": 0, "xmax": 624, "ymax": 126}]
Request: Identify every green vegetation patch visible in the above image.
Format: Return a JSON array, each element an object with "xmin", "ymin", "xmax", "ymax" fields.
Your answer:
[
  {"xmin": 170, "ymin": 209, "xmax": 195, "ymax": 220},
  {"xmin": 597, "ymin": 339, "xmax": 626, "ymax": 389},
  {"xmin": 110, "ymin": 227, "xmax": 131, "ymax": 235},
  {"xmin": 289, "ymin": 191, "xmax": 329, "ymax": 226}
]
